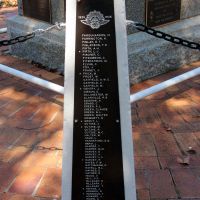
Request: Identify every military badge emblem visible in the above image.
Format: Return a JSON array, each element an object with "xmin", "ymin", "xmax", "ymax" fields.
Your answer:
[{"xmin": 80, "ymin": 10, "xmax": 110, "ymax": 29}]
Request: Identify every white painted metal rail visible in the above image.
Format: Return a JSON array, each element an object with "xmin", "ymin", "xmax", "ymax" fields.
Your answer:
[
  {"xmin": 130, "ymin": 67, "xmax": 200, "ymax": 102},
  {"xmin": 0, "ymin": 64, "xmax": 64, "ymax": 94},
  {"xmin": 0, "ymin": 64, "xmax": 199, "ymax": 102},
  {"xmin": 0, "ymin": 28, "xmax": 7, "ymax": 34}
]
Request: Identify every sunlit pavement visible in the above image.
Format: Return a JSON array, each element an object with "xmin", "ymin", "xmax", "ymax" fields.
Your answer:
[
  {"xmin": 131, "ymin": 62, "xmax": 200, "ymax": 200},
  {"xmin": 0, "ymin": 54, "xmax": 63, "ymax": 200},
  {"xmin": 0, "ymin": 6, "xmax": 200, "ymax": 200}
]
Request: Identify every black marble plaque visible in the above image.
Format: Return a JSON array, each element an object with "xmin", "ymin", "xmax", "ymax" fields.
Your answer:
[
  {"xmin": 22, "ymin": 0, "xmax": 51, "ymax": 23},
  {"xmin": 72, "ymin": 0, "xmax": 125, "ymax": 199},
  {"xmin": 146, "ymin": 0, "xmax": 181, "ymax": 27}
]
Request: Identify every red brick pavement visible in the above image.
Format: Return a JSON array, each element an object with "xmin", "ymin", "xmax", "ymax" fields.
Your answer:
[
  {"xmin": 132, "ymin": 62, "xmax": 200, "ymax": 200},
  {"xmin": 0, "ymin": 55, "xmax": 63, "ymax": 200},
  {"xmin": 0, "ymin": 6, "xmax": 200, "ymax": 200},
  {"xmin": 0, "ymin": 57, "xmax": 199, "ymax": 200}
]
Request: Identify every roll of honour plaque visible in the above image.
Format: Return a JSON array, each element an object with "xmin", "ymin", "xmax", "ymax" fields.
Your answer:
[
  {"xmin": 146, "ymin": 0, "xmax": 181, "ymax": 27},
  {"xmin": 22, "ymin": 0, "xmax": 51, "ymax": 23},
  {"xmin": 63, "ymin": 0, "xmax": 136, "ymax": 199}
]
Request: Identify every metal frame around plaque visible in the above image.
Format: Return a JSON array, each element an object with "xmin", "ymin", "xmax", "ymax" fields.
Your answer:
[
  {"xmin": 62, "ymin": 0, "xmax": 136, "ymax": 199},
  {"xmin": 146, "ymin": 0, "xmax": 182, "ymax": 27},
  {"xmin": 22, "ymin": 0, "xmax": 52, "ymax": 23}
]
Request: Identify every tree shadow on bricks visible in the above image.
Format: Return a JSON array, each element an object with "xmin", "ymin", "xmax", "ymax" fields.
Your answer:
[{"xmin": 0, "ymin": 72, "xmax": 63, "ymax": 198}]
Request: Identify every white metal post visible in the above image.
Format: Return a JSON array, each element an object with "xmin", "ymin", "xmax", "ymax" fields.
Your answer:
[
  {"xmin": 130, "ymin": 67, "xmax": 200, "ymax": 103},
  {"xmin": 0, "ymin": 64, "xmax": 64, "ymax": 94},
  {"xmin": 0, "ymin": 28, "xmax": 7, "ymax": 34},
  {"xmin": 62, "ymin": 0, "xmax": 136, "ymax": 199}
]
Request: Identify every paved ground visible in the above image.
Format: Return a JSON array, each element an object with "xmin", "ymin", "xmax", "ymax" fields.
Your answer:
[
  {"xmin": 131, "ymin": 63, "xmax": 200, "ymax": 200},
  {"xmin": 0, "ymin": 6, "xmax": 200, "ymax": 200}
]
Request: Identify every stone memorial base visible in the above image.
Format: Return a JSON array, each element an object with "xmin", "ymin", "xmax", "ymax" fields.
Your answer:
[
  {"xmin": 128, "ymin": 15, "xmax": 200, "ymax": 83},
  {"xmin": 6, "ymin": 0, "xmax": 200, "ymax": 83},
  {"xmin": 7, "ymin": 16, "xmax": 65, "ymax": 72}
]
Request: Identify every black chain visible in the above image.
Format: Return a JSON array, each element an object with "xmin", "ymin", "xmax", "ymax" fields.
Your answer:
[
  {"xmin": 2, "ymin": 22, "xmax": 200, "ymax": 51},
  {"xmin": 134, "ymin": 22, "xmax": 200, "ymax": 51},
  {"xmin": 0, "ymin": 33, "xmax": 35, "ymax": 47},
  {"xmin": 0, "ymin": 23, "xmax": 65, "ymax": 48}
]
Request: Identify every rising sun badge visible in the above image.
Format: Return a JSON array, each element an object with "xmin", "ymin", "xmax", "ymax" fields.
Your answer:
[{"xmin": 80, "ymin": 10, "xmax": 111, "ymax": 29}]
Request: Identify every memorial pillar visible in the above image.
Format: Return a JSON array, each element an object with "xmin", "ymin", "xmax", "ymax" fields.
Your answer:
[{"xmin": 62, "ymin": 0, "xmax": 136, "ymax": 199}]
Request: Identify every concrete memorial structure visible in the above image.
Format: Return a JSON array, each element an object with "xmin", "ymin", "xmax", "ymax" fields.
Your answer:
[
  {"xmin": 7, "ymin": 0, "xmax": 200, "ymax": 83},
  {"xmin": 127, "ymin": 0, "xmax": 200, "ymax": 83},
  {"xmin": 8, "ymin": 0, "xmax": 65, "ymax": 71},
  {"xmin": 63, "ymin": 0, "xmax": 136, "ymax": 199}
]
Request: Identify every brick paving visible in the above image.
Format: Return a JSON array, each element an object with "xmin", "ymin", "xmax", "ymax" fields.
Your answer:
[
  {"xmin": 132, "ymin": 62, "xmax": 200, "ymax": 200},
  {"xmin": 0, "ymin": 55, "xmax": 63, "ymax": 200},
  {"xmin": 0, "ymin": 6, "xmax": 200, "ymax": 200}
]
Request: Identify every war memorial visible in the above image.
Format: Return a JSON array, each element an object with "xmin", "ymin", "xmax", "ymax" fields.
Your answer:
[
  {"xmin": 2, "ymin": 0, "xmax": 200, "ymax": 199},
  {"xmin": 7, "ymin": 0, "xmax": 200, "ymax": 84}
]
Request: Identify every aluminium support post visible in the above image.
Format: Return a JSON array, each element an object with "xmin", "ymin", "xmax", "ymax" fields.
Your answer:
[{"xmin": 62, "ymin": 0, "xmax": 136, "ymax": 199}]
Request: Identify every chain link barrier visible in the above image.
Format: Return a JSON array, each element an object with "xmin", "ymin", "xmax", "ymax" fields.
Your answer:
[
  {"xmin": 0, "ymin": 33, "xmax": 35, "ymax": 47},
  {"xmin": 0, "ymin": 22, "xmax": 66, "ymax": 48},
  {"xmin": 127, "ymin": 20, "xmax": 200, "ymax": 51},
  {"xmin": 1, "ymin": 20, "xmax": 200, "ymax": 51}
]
